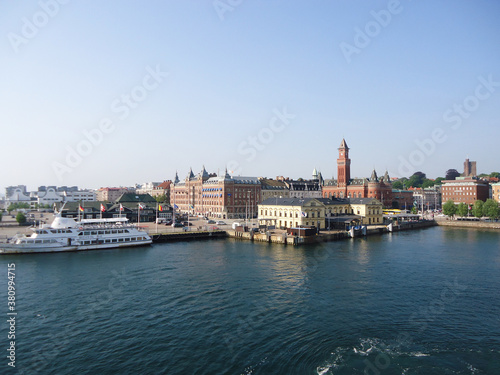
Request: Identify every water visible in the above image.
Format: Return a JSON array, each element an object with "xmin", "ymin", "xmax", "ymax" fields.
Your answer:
[{"xmin": 1, "ymin": 226, "xmax": 499, "ymax": 374}]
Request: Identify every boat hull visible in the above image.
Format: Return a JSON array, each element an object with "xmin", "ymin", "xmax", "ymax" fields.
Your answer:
[{"xmin": 0, "ymin": 240, "xmax": 152, "ymax": 254}]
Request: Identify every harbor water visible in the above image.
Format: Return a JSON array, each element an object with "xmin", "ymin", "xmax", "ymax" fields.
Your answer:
[{"xmin": 1, "ymin": 226, "xmax": 499, "ymax": 374}]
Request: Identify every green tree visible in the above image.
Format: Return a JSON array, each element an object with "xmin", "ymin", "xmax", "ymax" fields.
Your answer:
[
  {"xmin": 442, "ymin": 200, "xmax": 457, "ymax": 217},
  {"xmin": 408, "ymin": 172, "xmax": 426, "ymax": 188},
  {"xmin": 392, "ymin": 180, "xmax": 404, "ymax": 190},
  {"xmin": 410, "ymin": 206, "xmax": 417, "ymax": 214},
  {"xmin": 482, "ymin": 199, "xmax": 500, "ymax": 219},
  {"xmin": 472, "ymin": 200, "xmax": 484, "ymax": 218},
  {"xmin": 16, "ymin": 212, "xmax": 26, "ymax": 225},
  {"xmin": 457, "ymin": 202, "xmax": 468, "ymax": 217},
  {"xmin": 445, "ymin": 169, "xmax": 460, "ymax": 180},
  {"xmin": 422, "ymin": 179, "xmax": 435, "ymax": 188},
  {"xmin": 434, "ymin": 177, "xmax": 445, "ymax": 185},
  {"xmin": 490, "ymin": 172, "xmax": 500, "ymax": 179},
  {"xmin": 155, "ymin": 194, "xmax": 167, "ymax": 203},
  {"xmin": 0, "ymin": 211, "xmax": 2, "ymax": 222}
]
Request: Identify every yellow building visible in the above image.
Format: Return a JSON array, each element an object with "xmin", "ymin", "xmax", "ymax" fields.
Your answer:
[
  {"xmin": 258, "ymin": 197, "xmax": 382, "ymax": 229},
  {"xmin": 492, "ymin": 182, "xmax": 500, "ymax": 204},
  {"xmin": 348, "ymin": 198, "xmax": 384, "ymax": 225}
]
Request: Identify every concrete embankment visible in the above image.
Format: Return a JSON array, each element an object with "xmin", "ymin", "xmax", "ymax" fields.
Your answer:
[
  {"xmin": 227, "ymin": 221, "xmax": 437, "ymax": 246},
  {"xmin": 435, "ymin": 220, "xmax": 500, "ymax": 230},
  {"xmin": 151, "ymin": 230, "xmax": 227, "ymax": 243}
]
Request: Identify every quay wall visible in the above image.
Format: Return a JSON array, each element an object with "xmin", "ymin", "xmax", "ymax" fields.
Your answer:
[
  {"xmin": 436, "ymin": 220, "xmax": 500, "ymax": 230},
  {"xmin": 226, "ymin": 221, "xmax": 437, "ymax": 246}
]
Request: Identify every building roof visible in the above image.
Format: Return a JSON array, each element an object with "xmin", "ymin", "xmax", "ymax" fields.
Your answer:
[
  {"xmin": 346, "ymin": 197, "xmax": 381, "ymax": 205},
  {"xmin": 339, "ymin": 138, "xmax": 349, "ymax": 149},
  {"xmin": 115, "ymin": 193, "xmax": 157, "ymax": 203}
]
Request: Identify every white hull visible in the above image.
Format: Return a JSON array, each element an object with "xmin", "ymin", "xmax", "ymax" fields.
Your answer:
[
  {"xmin": 0, "ymin": 240, "xmax": 152, "ymax": 254},
  {"xmin": 0, "ymin": 213, "xmax": 152, "ymax": 255}
]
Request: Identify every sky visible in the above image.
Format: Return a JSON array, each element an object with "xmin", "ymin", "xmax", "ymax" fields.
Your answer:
[{"xmin": 1, "ymin": 0, "xmax": 499, "ymax": 196}]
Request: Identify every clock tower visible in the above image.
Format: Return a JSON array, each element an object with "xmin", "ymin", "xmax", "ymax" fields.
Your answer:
[{"xmin": 337, "ymin": 138, "xmax": 351, "ymax": 188}]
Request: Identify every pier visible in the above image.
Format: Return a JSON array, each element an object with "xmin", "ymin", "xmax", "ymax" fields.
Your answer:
[{"xmin": 151, "ymin": 230, "xmax": 227, "ymax": 243}]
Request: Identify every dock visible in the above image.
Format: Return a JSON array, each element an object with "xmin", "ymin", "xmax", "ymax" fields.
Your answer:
[{"xmin": 151, "ymin": 230, "xmax": 227, "ymax": 243}]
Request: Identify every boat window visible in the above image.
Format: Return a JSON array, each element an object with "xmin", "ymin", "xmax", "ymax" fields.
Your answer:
[
  {"xmin": 98, "ymin": 231, "xmax": 104, "ymax": 235},
  {"xmin": 118, "ymin": 238, "xmax": 124, "ymax": 242},
  {"xmin": 51, "ymin": 230, "xmax": 57, "ymax": 234},
  {"xmin": 35, "ymin": 240, "xmax": 42, "ymax": 244},
  {"xmin": 91, "ymin": 231, "xmax": 97, "ymax": 235},
  {"xmin": 125, "ymin": 238, "xmax": 130, "ymax": 242},
  {"xmin": 124, "ymin": 230, "xmax": 130, "ymax": 233},
  {"xmin": 112, "ymin": 239, "xmax": 117, "ymax": 243},
  {"xmin": 112, "ymin": 230, "xmax": 117, "ymax": 234}
]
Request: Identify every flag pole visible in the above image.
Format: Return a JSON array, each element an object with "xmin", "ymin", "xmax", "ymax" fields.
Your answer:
[
  {"xmin": 137, "ymin": 203, "xmax": 140, "ymax": 225},
  {"xmin": 156, "ymin": 202, "xmax": 158, "ymax": 233}
]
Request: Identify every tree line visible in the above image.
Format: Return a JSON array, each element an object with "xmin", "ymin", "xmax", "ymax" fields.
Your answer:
[
  {"xmin": 392, "ymin": 170, "xmax": 500, "ymax": 190},
  {"xmin": 442, "ymin": 199, "xmax": 499, "ymax": 220}
]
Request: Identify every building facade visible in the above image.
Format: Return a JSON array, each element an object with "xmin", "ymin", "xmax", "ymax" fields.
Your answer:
[
  {"xmin": 322, "ymin": 139, "xmax": 393, "ymax": 207},
  {"xmin": 411, "ymin": 186, "xmax": 441, "ymax": 211},
  {"xmin": 491, "ymin": 182, "xmax": 500, "ymax": 203},
  {"xmin": 171, "ymin": 167, "xmax": 262, "ymax": 219},
  {"xmin": 463, "ymin": 158, "xmax": 477, "ymax": 177},
  {"xmin": 259, "ymin": 178, "xmax": 290, "ymax": 202},
  {"xmin": 96, "ymin": 187, "xmax": 132, "ymax": 202},
  {"xmin": 258, "ymin": 197, "xmax": 383, "ymax": 229},
  {"xmin": 391, "ymin": 189, "xmax": 414, "ymax": 210},
  {"xmin": 441, "ymin": 177, "xmax": 489, "ymax": 205}
]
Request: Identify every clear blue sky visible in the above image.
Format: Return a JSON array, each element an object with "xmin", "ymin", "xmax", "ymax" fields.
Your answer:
[{"xmin": 1, "ymin": 0, "xmax": 499, "ymax": 195}]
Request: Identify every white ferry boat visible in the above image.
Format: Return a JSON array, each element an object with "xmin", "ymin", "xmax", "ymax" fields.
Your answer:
[{"xmin": 0, "ymin": 213, "xmax": 152, "ymax": 254}]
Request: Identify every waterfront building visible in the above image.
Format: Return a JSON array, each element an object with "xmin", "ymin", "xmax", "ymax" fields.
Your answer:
[
  {"xmin": 284, "ymin": 178, "xmax": 323, "ymax": 199},
  {"xmin": 258, "ymin": 197, "xmax": 383, "ymax": 229},
  {"xmin": 441, "ymin": 177, "xmax": 489, "ymax": 205},
  {"xmin": 322, "ymin": 139, "xmax": 393, "ymax": 207},
  {"xmin": 149, "ymin": 180, "xmax": 171, "ymax": 203},
  {"xmin": 391, "ymin": 189, "xmax": 414, "ymax": 210},
  {"xmin": 6, "ymin": 185, "xmax": 95, "ymax": 207},
  {"xmin": 259, "ymin": 178, "xmax": 290, "ymax": 202},
  {"xmin": 410, "ymin": 186, "xmax": 441, "ymax": 211},
  {"xmin": 96, "ymin": 187, "xmax": 133, "ymax": 202},
  {"xmin": 60, "ymin": 193, "xmax": 164, "ymax": 222},
  {"xmin": 491, "ymin": 182, "xmax": 500, "ymax": 203},
  {"xmin": 171, "ymin": 167, "xmax": 261, "ymax": 219}
]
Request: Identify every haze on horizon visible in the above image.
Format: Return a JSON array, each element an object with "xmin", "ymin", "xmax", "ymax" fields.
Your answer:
[{"xmin": 1, "ymin": 0, "xmax": 499, "ymax": 195}]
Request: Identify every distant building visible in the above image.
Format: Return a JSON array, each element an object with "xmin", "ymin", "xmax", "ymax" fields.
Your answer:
[
  {"xmin": 491, "ymin": 182, "xmax": 500, "ymax": 204},
  {"xmin": 441, "ymin": 177, "xmax": 489, "ymax": 205},
  {"xmin": 463, "ymin": 158, "xmax": 477, "ymax": 177},
  {"xmin": 6, "ymin": 185, "xmax": 95, "ymax": 207},
  {"xmin": 391, "ymin": 189, "xmax": 414, "ymax": 210},
  {"xmin": 259, "ymin": 178, "xmax": 290, "ymax": 202},
  {"xmin": 410, "ymin": 186, "xmax": 441, "ymax": 211},
  {"xmin": 96, "ymin": 187, "xmax": 132, "ymax": 202},
  {"xmin": 322, "ymin": 139, "xmax": 393, "ymax": 207}
]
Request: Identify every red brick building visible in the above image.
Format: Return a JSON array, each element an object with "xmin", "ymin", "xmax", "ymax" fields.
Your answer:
[
  {"xmin": 322, "ymin": 139, "xmax": 393, "ymax": 207},
  {"xmin": 441, "ymin": 177, "xmax": 489, "ymax": 205},
  {"xmin": 171, "ymin": 167, "xmax": 261, "ymax": 219}
]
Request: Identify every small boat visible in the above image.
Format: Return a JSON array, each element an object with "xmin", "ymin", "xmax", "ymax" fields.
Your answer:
[{"xmin": 0, "ymin": 211, "xmax": 152, "ymax": 254}]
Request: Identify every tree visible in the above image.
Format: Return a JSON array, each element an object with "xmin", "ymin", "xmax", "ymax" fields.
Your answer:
[
  {"xmin": 392, "ymin": 180, "xmax": 404, "ymax": 190},
  {"xmin": 0, "ymin": 211, "xmax": 2, "ymax": 222},
  {"xmin": 482, "ymin": 199, "xmax": 500, "ymax": 219},
  {"xmin": 457, "ymin": 202, "xmax": 468, "ymax": 217},
  {"xmin": 445, "ymin": 169, "xmax": 460, "ymax": 180},
  {"xmin": 434, "ymin": 177, "xmax": 445, "ymax": 185},
  {"xmin": 408, "ymin": 172, "xmax": 426, "ymax": 188},
  {"xmin": 422, "ymin": 179, "xmax": 435, "ymax": 188},
  {"xmin": 442, "ymin": 200, "xmax": 457, "ymax": 217},
  {"xmin": 472, "ymin": 200, "xmax": 484, "ymax": 218},
  {"xmin": 16, "ymin": 212, "xmax": 26, "ymax": 225},
  {"xmin": 155, "ymin": 194, "xmax": 168, "ymax": 203},
  {"xmin": 490, "ymin": 172, "xmax": 500, "ymax": 179}
]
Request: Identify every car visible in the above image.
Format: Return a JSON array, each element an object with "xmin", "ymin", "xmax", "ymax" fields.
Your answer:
[
  {"xmin": 216, "ymin": 221, "xmax": 226, "ymax": 225},
  {"xmin": 171, "ymin": 222, "xmax": 183, "ymax": 228},
  {"xmin": 182, "ymin": 221, "xmax": 193, "ymax": 226},
  {"xmin": 207, "ymin": 220, "xmax": 216, "ymax": 224},
  {"xmin": 164, "ymin": 220, "xmax": 173, "ymax": 226}
]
